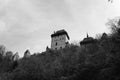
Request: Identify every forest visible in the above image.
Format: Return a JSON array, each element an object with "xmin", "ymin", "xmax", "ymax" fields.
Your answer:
[{"xmin": 0, "ymin": 17, "xmax": 120, "ymax": 80}]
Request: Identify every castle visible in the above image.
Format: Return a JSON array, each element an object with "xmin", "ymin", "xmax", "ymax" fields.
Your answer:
[{"xmin": 51, "ymin": 29, "xmax": 70, "ymax": 50}]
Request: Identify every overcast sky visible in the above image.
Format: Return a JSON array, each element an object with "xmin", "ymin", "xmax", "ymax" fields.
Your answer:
[{"xmin": 0, "ymin": 0, "xmax": 120, "ymax": 57}]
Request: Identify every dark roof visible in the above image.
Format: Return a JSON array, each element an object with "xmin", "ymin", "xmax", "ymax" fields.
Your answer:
[
  {"xmin": 51, "ymin": 29, "xmax": 70, "ymax": 40},
  {"xmin": 80, "ymin": 37, "xmax": 96, "ymax": 45}
]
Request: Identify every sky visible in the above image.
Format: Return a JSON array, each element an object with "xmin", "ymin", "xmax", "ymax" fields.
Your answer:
[{"xmin": 0, "ymin": 0, "xmax": 120, "ymax": 57}]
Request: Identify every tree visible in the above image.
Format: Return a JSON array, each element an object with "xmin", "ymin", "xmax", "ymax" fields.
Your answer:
[
  {"xmin": 107, "ymin": 17, "xmax": 120, "ymax": 34},
  {"xmin": 13, "ymin": 52, "xmax": 19, "ymax": 61},
  {"xmin": 5, "ymin": 51, "xmax": 13, "ymax": 60},
  {"xmin": 24, "ymin": 49, "xmax": 31, "ymax": 58},
  {"xmin": 108, "ymin": 0, "xmax": 113, "ymax": 3},
  {"xmin": 0, "ymin": 45, "xmax": 6, "ymax": 56}
]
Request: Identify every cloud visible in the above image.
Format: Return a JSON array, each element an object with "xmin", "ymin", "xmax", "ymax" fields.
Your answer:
[
  {"xmin": 0, "ymin": 20, "xmax": 6, "ymax": 33},
  {"xmin": 0, "ymin": 0, "xmax": 119, "ymax": 56},
  {"xmin": 0, "ymin": 0, "xmax": 73, "ymax": 34},
  {"xmin": 0, "ymin": 0, "xmax": 74, "ymax": 56}
]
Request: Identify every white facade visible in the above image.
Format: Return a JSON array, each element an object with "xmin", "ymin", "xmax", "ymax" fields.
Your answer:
[{"xmin": 51, "ymin": 30, "xmax": 69, "ymax": 50}]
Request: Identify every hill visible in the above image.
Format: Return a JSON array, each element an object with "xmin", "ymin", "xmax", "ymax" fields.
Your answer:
[{"xmin": 0, "ymin": 18, "xmax": 120, "ymax": 80}]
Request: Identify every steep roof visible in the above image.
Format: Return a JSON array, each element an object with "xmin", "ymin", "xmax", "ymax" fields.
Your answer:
[{"xmin": 51, "ymin": 29, "xmax": 70, "ymax": 40}]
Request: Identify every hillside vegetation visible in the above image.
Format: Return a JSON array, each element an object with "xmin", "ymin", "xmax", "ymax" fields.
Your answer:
[{"xmin": 0, "ymin": 18, "xmax": 120, "ymax": 80}]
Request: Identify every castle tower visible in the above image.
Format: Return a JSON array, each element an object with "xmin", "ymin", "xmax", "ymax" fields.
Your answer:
[{"xmin": 51, "ymin": 29, "xmax": 70, "ymax": 50}]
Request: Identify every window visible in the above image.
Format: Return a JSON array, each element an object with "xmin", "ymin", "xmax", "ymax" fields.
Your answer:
[
  {"xmin": 55, "ymin": 42, "xmax": 57, "ymax": 46},
  {"xmin": 60, "ymin": 47, "xmax": 62, "ymax": 49}
]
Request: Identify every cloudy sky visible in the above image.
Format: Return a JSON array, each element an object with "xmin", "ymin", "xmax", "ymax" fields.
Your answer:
[{"xmin": 0, "ymin": 0, "xmax": 120, "ymax": 56}]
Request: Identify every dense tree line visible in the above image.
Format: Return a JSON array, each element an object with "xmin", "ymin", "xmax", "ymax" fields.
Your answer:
[{"xmin": 0, "ymin": 17, "xmax": 120, "ymax": 80}]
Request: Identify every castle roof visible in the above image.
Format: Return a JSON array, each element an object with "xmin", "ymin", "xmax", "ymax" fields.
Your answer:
[
  {"xmin": 80, "ymin": 34, "xmax": 97, "ymax": 45},
  {"xmin": 51, "ymin": 29, "xmax": 70, "ymax": 40}
]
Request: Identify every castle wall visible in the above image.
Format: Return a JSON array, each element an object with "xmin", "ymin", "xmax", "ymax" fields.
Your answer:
[{"xmin": 51, "ymin": 34, "xmax": 67, "ymax": 50}]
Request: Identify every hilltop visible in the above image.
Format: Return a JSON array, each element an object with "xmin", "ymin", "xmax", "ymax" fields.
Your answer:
[{"xmin": 0, "ymin": 18, "xmax": 120, "ymax": 80}]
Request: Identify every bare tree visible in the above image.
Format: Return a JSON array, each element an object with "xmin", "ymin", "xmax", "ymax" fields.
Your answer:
[
  {"xmin": 106, "ymin": 17, "xmax": 120, "ymax": 34},
  {"xmin": 108, "ymin": 0, "xmax": 113, "ymax": 3}
]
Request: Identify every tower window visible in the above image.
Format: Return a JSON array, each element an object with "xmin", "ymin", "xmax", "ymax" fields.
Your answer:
[
  {"xmin": 55, "ymin": 42, "xmax": 57, "ymax": 46},
  {"xmin": 60, "ymin": 47, "xmax": 62, "ymax": 49}
]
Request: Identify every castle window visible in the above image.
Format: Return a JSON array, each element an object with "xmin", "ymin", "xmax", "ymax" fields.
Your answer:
[
  {"xmin": 56, "ymin": 42, "xmax": 58, "ymax": 46},
  {"xmin": 60, "ymin": 47, "xmax": 62, "ymax": 49}
]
